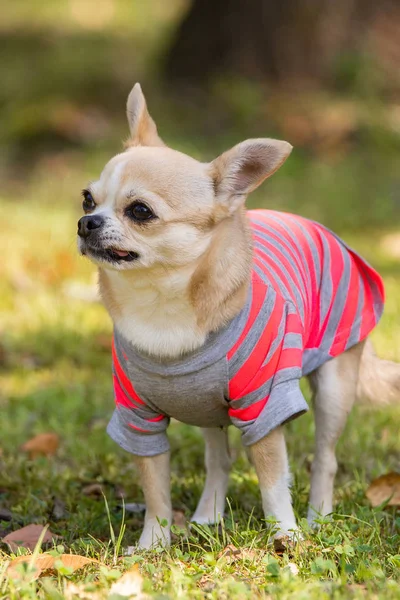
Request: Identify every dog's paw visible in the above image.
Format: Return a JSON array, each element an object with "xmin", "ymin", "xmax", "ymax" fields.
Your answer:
[
  {"xmin": 190, "ymin": 511, "xmax": 223, "ymax": 526},
  {"xmin": 137, "ymin": 519, "xmax": 171, "ymax": 550}
]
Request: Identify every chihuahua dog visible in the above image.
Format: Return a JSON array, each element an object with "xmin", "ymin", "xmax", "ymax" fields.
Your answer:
[{"xmin": 78, "ymin": 84, "xmax": 400, "ymax": 549}]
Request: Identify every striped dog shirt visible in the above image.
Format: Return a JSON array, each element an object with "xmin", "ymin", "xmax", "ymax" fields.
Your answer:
[{"xmin": 107, "ymin": 210, "xmax": 384, "ymax": 456}]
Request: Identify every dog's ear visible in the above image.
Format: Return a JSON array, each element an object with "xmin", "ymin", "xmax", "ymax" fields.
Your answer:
[
  {"xmin": 126, "ymin": 83, "xmax": 165, "ymax": 147},
  {"xmin": 209, "ymin": 138, "xmax": 292, "ymax": 215}
]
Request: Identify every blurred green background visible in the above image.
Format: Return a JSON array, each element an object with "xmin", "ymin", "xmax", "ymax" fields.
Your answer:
[{"xmin": 1, "ymin": 0, "xmax": 400, "ymax": 563}]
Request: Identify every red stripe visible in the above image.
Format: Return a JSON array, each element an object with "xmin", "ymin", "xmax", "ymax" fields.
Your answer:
[
  {"xmin": 252, "ymin": 210, "xmax": 322, "ymax": 296},
  {"xmin": 229, "ymin": 294, "xmax": 284, "ymax": 399},
  {"xmin": 234, "ymin": 344, "xmax": 302, "ymax": 401},
  {"xmin": 250, "ymin": 210, "xmax": 322, "ymax": 343},
  {"xmin": 358, "ymin": 257, "xmax": 384, "ymax": 339},
  {"xmin": 229, "ymin": 396, "xmax": 268, "ymax": 422},
  {"xmin": 227, "ymin": 272, "xmax": 266, "ymax": 360},
  {"xmin": 275, "ymin": 347, "xmax": 303, "ymax": 370},
  {"xmin": 253, "ymin": 229, "xmax": 307, "ymax": 305},
  {"xmin": 128, "ymin": 423, "xmax": 150, "ymax": 433},
  {"xmin": 286, "ymin": 313, "xmax": 303, "ymax": 334},
  {"xmin": 251, "ymin": 220, "xmax": 309, "ymax": 292},
  {"xmin": 147, "ymin": 414, "xmax": 165, "ymax": 423},
  {"xmin": 112, "ymin": 338, "xmax": 145, "ymax": 406},
  {"xmin": 311, "ymin": 232, "xmax": 345, "ymax": 348},
  {"xmin": 359, "ymin": 270, "xmax": 376, "ymax": 339},
  {"xmin": 113, "ymin": 375, "xmax": 134, "ymax": 409},
  {"xmin": 329, "ymin": 259, "xmax": 359, "ymax": 354},
  {"xmin": 255, "ymin": 253, "xmax": 296, "ymax": 304},
  {"xmin": 274, "ymin": 213, "xmax": 323, "ymax": 340}
]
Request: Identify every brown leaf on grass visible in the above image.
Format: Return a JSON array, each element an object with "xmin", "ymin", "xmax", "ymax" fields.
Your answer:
[
  {"xmin": 82, "ymin": 483, "xmax": 103, "ymax": 498},
  {"xmin": 109, "ymin": 565, "xmax": 149, "ymax": 599},
  {"xmin": 2, "ymin": 524, "xmax": 59, "ymax": 551},
  {"xmin": 7, "ymin": 553, "xmax": 97, "ymax": 580},
  {"xmin": 21, "ymin": 433, "xmax": 59, "ymax": 458},
  {"xmin": 273, "ymin": 535, "xmax": 293, "ymax": 555},
  {"xmin": 366, "ymin": 472, "xmax": 400, "ymax": 507},
  {"xmin": 198, "ymin": 574, "xmax": 215, "ymax": 592},
  {"xmin": 273, "ymin": 536, "xmax": 312, "ymax": 556},
  {"xmin": 217, "ymin": 544, "xmax": 257, "ymax": 564},
  {"xmin": 217, "ymin": 544, "xmax": 241, "ymax": 560}
]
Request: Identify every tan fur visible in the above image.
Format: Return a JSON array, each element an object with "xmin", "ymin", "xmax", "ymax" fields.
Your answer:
[
  {"xmin": 191, "ymin": 428, "xmax": 232, "ymax": 525},
  {"xmin": 125, "ymin": 83, "xmax": 165, "ymax": 147},
  {"xmin": 358, "ymin": 338, "xmax": 400, "ymax": 404},
  {"xmin": 249, "ymin": 427, "xmax": 298, "ymax": 536},
  {"xmin": 249, "ymin": 427, "xmax": 287, "ymax": 488},
  {"xmin": 98, "ymin": 269, "xmax": 122, "ymax": 319},
  {"xmin": 189, "ymin": 207, "xmax": 253, "ymax": 331},
  {"xmin": 133, "ymin": 452, "xmax": 172, "ymax": 548},
  {"xmin": 307, "ymin": 341, "xmax": 365, "ymax": 521}
]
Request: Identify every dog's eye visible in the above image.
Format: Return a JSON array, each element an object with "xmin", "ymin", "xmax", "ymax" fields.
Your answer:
[
  {"xmin": 82, "ymin": 190, "xmax": 96, "ymax": 213},
  {"xmin": 125, "ymin": 201, "xmax": 155, "ymax": 222}
]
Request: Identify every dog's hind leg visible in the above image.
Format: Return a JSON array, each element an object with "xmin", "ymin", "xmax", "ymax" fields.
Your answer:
[
  {"xmin": 191, "ymin": 427, "xmax": 231, "ymax": 524},
  {"xmin": 307, "ymin": 341, "xmax": 364, "ymax": 525}
]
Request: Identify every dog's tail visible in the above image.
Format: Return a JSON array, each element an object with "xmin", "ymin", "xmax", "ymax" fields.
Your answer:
[{"xmin": 357, "ymin": 339, "xmax": 400, "ymax": 405}]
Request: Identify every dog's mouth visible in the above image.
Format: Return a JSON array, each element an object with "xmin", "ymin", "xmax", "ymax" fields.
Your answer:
[{"xmin": 82, "ymin": 245, "xmax": 139, "ymax": 263}]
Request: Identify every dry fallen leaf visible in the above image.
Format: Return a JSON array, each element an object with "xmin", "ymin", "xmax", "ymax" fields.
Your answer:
[
  {"xmin": 366, "ymin": 472, "xmax": 400, "ymax": 507},
  {"xmin": 109, "ymin": 565, "xmax": 149, "ymax": 599},
  {"xmin": 217, "ymin": 544, "xmax": 241, "ymax": 560},
  {"xmin": 273, "ymin": 535, "xmax": 293, "ymax": 555},
  {"xmin": 2, "ymin": 524, "xmax": 59, "ymax": 551},
  {"xmin": 273, "ymin": 535, "xmax": 310, "ymax": 556},
  {"xmin": 21, "ymin": 433, "xmax": 59, "ymax": 458},
  {"xmin": 7, "ymin": 553, "xmax": 97, "ymax": 580},
  {"xmin": 217, "ymin": 544, "xmax": 257, "ymax": 564}
]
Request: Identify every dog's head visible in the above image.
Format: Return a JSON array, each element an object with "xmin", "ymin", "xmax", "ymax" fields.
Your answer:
[{"xmin": 77, "ymin": 84, "xmax": 292, "ymax": 271}]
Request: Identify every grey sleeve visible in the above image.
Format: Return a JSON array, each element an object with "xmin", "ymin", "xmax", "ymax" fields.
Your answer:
[
  {"xmin": 107, "ymin": 405, "xmax": 170, "ymax": 457},
  {"xmin": 232, "ymin": 379, "xmax": 308, "ymax": 446}
]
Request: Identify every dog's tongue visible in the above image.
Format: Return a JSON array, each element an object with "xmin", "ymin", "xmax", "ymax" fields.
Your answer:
[{"xmin": 114, "ymin": 250, "xmax": 129, "ymax": 257}]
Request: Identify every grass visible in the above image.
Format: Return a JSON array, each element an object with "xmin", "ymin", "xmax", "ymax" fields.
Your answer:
[{"xmin": 1, "ymin": 1, "xmax": 400, "ymax": 598}]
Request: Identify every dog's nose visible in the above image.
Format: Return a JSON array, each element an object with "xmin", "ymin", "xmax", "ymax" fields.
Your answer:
[{"xmin": 77, "ymin": 215, "xmax": 104, "ymax": 238}]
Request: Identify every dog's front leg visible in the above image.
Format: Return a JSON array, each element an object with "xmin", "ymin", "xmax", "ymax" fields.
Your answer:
[
  {"xmin": 249, "ymin": 427, "xmax": 298, "ymax": 538},
  {"xmin": 192, "ymin": 427, "xmax": 231, "ymax": 524},
  {"xmin": 133, "ymin": 451, "xmax": 172, "ymax": 549}
]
